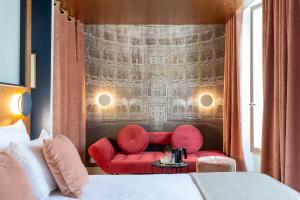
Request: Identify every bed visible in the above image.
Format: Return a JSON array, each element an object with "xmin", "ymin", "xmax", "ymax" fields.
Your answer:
[
  {"xmin": 1, "ymin": 121, "xmax": 298, "ymax": 200},
  {"xmin": 47, "ymin": 173, "xmax": 300, "ymax": 200}
]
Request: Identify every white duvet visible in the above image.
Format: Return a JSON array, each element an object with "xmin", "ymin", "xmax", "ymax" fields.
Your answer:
[
  {"xmin": 47, "ymin": 174, "xmax": 203, "ymax": 200},
  {"xmin": 47, "ymin": 173, "xmax": 300, "ymax": 200}
]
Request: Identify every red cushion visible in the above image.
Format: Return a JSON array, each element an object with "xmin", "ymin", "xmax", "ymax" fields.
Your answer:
[
  {"xmin": 88, "ymin": 138, "xmax": 116, "ymax": 173},
  {"xmin": 148, "ymin": 132, "xmax": 173, "ymax": 145},
  {"xmin": 172, "ymin": 125, "xmax": 203, "ymax": 153},
  {"xmin": 111, "ymin": 152, "xmax": 165, "ymax": 174},
  {"xmin": 117, "ymin": 125, "xmax": 149, "ymax": 154},
  {"xmin": 109, "ymin": 150, "xmax": 225, "ymax": 174}
]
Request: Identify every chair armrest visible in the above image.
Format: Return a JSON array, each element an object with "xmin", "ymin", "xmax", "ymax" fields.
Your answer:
[{"xmin": 88, "ymin": 138, "xmax": 116, "ymax": 173}]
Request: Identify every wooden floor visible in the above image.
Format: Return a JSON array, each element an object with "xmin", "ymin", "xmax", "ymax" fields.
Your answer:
[{"xmin": 86, "ymin": 167, "xmax": 106, "ymax": 175}]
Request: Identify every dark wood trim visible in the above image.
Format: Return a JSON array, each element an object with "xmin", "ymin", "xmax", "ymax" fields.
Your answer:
[
  {"xmin": 0, "ymin": 82, "xmax": 27, "ymax": 88},
  {"xmin": 60, "ymin": 0, "xmax": 242, "ymax": 24}
]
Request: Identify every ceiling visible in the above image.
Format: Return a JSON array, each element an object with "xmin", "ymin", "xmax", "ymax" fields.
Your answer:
[{"xmin": 59, "ymin": 0, "xmax": 242, "ymax": 24}]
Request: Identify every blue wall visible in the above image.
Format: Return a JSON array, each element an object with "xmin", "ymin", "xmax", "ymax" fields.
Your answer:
[{"xmin": 31, "ymin": 0, "xmax": 52, "ymax": 139}]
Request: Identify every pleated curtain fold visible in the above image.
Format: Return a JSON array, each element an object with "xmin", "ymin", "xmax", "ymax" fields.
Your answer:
[
  {"xmin": 261, "ymin": 0, "xmax": 300, "ymax": 191},
  {"xmin": 223, "ymin": 7, "xmax": 246, "ymax": 171},
  {"xmin": 53, "ymin": 2, "xmax": 86, "ymax": 162}
]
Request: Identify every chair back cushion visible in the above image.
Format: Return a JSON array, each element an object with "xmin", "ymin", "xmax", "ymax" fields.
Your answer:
[
  {"xmin": 117, "ymin": 125, "xmax": 149, "ymax": 154},
  {"xmin": 172, "ymin": 125, "xmax": 203, "ymax": 153}
]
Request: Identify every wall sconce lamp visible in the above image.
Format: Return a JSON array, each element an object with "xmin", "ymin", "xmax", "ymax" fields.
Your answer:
[
  {"xmin": 97, "ymin": 93, "xmax": 113, "ymax": 108},
  {"xmin": 11, "ymin": 92, "xmax": 32, "ymax": 116},
  {"xmin": 199, "ymin": 94, "xmax": 215, "ymax": 108}
]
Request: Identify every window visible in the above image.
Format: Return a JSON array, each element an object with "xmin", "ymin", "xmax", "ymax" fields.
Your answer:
[
  {"xmin": 250, "ymin": 3, "xmax": 263, "ymax": 153},
  {"xmin": 240, "ymin": 0, "xmax": 263, "ymax": 171},
  {"xmin": 0, "ymin": 0, "xmax": 27, "ymax": 86}
]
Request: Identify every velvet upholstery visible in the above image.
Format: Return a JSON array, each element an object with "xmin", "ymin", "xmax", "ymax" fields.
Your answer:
[
  {"xmin": 0, "ymin": 152, "xmax": 35, "ymax": 200},
  {"xmin": 53, "ymin": 2, "xmax": 86, "ymax": 161},
  {"xmin": 223, "ymin": 6, "xmax": 245, "ymax": 171},
  {"xmin": 110, "ymin": 151, "xmax": 225, "ymax": 174},
  {"xmin": 261, "ymin": 0, "xmax": 300, "ymax": 191},
  {"xmin": 172, "ymin": 125, "xmax": 203, "ymax": 153},
  {"xmin": 88, "ymin": 138, "xmax": 116, "ymax": 172},
  {"xmin": 43, "ymin": 135, "xmax": 88, "ymax": 198},
  {"xmin": 89, "ymin": 134, "xmax": 225, "ymax": 174},
  {"xmin": 117, "ymin": 125, "xmax": 149, "ymax": 154},
  {"xmin": 196, "ymin": 156, "xmax": 236, "ymax": 172},
  {"xmin": 75, "ymin": 20, "xmax": 87, "ymax": 162},
  {"xmin": 148, "ymin": 132, "xmax": 173, "ymax": 145}
]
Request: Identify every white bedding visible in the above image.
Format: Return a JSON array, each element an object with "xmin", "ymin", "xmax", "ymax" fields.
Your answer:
[
  {"xmin": 46, "ymin": 174, "xmax": 203, "ymax": 200},
  {"xmin": 191, "ymin": 172, "xmax": 300, "ymax": 200},
  {"xmin": 47, "ymin": 173, "xmax": 300, "ymax": 200}
]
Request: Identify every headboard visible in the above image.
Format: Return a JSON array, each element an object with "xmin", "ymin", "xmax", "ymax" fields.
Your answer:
[{"xmin": 0, "ymin": 0, "xmax": 31, "ymax": 132}]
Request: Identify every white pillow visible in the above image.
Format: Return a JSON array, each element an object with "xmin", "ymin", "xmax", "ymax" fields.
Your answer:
[
  {"xmin": 8, "ymin": 129, "xmax": 57, "ymax": 200},
  {"xmin": 0, "ymin": 120, "xmax": 29, "ymax": 149}
]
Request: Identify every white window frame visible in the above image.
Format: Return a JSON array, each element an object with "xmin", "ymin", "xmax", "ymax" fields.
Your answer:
[{"xmin": 250, "ymin": 3, "xmax": 263, "ymax": 154}]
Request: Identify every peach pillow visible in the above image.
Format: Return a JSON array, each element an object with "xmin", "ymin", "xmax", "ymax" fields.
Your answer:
[
  {"xmin": 0, "ymin": 151, "xmax": 35, "ymax": 200},
  {"xmin": 43, "ymin": 135, "xmax": 88, "ymax": 198}
]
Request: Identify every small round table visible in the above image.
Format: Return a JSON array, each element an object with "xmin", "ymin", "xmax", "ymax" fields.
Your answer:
[{"xmin": 151, "ymin": 160, "xmax": 189, "ymax": 174}]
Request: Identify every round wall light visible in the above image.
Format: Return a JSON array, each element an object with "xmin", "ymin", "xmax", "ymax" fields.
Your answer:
[
  {"xmin": 200, "ymin": 94, "xmax": 214, "ymax": 108},
  {"xmin": 11, "ymin": 94, "xmax": 22, "ymax": 115},
  {"xmin": 10, "ymin": 92, "xmax": 32, "ymax": 116},
  {"xmin": 20, "ymin": 92, "xmax": 32, "ymax": 116},
  {"xmin": 97, "ymin": 93, "xmax": 113, "ymax": 108}
]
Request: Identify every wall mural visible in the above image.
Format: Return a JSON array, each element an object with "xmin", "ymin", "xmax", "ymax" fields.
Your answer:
[{"xmin": 84, "ymin": 25, "xmax": 225, "ymax": 157}]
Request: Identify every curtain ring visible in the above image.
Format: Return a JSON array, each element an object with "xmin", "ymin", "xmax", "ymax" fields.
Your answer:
[{"xmin": 60, "ymin": 9, "xmax": 65, "ymax": 15}]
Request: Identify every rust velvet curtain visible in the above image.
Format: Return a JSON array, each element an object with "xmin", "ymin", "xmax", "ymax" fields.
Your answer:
[
  {"xmin": 53, "ymin": 2, "xmax": 86, "ymax": 161},
  {"xmin": 261, "ymin": 0, "xmax": 300, "ymax": 191},
  {"xmin": 223, "ymin": 7, "xmax": 245, "ymax": 171}
]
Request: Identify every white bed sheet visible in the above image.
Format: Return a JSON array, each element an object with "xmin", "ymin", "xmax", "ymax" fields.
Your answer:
[
  {"xmin": 191, "ymin": 172, "xmax": 300, "ymax": 200},
  {"xmin": 46, "ymin": 174, "xmax": 203, "ymax": 200}
]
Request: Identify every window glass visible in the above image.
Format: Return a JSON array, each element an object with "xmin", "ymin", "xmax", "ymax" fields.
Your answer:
[
  {"xmin": 251, "ymin": 4, "xmax": 263, "ymax": 150},
  {"xmin": 0, "ymin": 0, "xmax": 21, "ymax": 85}
]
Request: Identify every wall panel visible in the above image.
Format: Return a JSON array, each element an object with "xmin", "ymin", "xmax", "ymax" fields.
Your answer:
[{"xmin": 84, "ymin": 25, "xmax": 225, "ymax": 161}]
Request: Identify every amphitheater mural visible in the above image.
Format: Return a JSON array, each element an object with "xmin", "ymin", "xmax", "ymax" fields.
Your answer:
[{"xmin": 84, "ymin": 25, "xmax": 225, "ymax": 156}]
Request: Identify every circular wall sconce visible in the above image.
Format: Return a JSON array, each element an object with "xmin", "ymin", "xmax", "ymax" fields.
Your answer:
[
  {"xmin": 20, "ymin": 92, "xmax": 32, "ymax": 116},
  {"xmin": 200, "ymin": 94, "xmax": 214, "ymax": 108},
  {"xmin": 11, "ymin": 92, "xmax": 32, "ymax": 116},
  {"xmin": 97, "ymin": 93, "xmax": 113, "ymax": 108}
]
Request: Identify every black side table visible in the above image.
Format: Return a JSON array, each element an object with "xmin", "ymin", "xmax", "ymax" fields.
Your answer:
[{"xmin": 151, "ymin": 160, "xmax": 189, "ymax": 174}]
